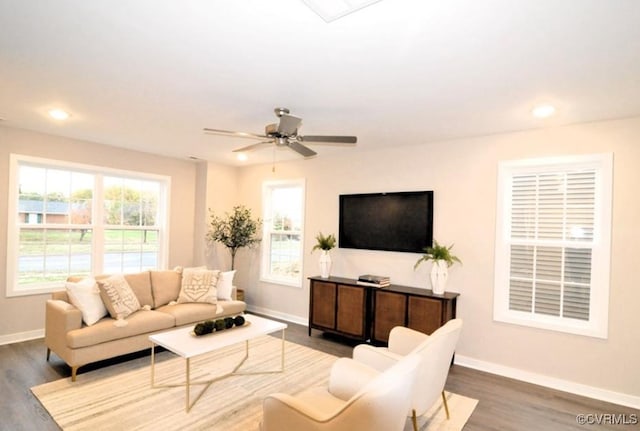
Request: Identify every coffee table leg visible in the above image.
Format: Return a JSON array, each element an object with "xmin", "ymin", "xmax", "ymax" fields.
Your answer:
[
  {"xmin": 281, "ymin": 328, "xmax": 286, "ymax": 371},
  {"xmin": 150, "ymin": 342, "xmax": 156, "ymax": 387},
  {"xmin": 186, "ymin": 358, "xmax": 191, "ymax": 412}
]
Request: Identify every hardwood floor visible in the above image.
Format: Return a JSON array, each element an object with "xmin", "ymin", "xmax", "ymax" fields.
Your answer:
[{"xmin": 1, "ymin": 318, "xmax": 637, "ymax": 430}]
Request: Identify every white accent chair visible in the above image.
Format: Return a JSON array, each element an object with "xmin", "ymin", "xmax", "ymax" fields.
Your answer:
[
  {"xmin": 260, "ymin": 353, "xmax": 420, "ymax": 431},
  {"xmin": 352, "ymin": 319, "xmax": 463, "ymax": 431}
]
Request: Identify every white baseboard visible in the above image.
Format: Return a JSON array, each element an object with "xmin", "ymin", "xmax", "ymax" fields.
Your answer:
[
  {"xmin": 246, "ymin": 304, "xmax": 308, "ymax": 327},
  {"xmin": 454, "ymin": 354, "xmax": 640, "ymax": 409},
  {"xmin": 0, "ymin": 328, "xmax": 44, "ymax": 346}
]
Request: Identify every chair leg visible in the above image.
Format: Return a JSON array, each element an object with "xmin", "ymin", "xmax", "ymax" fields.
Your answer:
[
  {"xmin": 46, "ymin": 348, "xmax": 51, "ymax": 361},
  {"xmin": 411, "ymin": 409, "xmax": 418, "ymax": 431},
  {"xmin": 442, "ymin": 391, "xmax": 450, "ymax": 420}
]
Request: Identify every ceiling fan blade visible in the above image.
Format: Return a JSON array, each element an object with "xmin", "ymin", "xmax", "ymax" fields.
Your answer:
[
  {"xmin": 203, "ymin": 128, "xmax": 268, "ymax": 140},
  {"xmin": 277, "ymin": 114, "xmax": 302, "ymax": 136},
  {"xmin": 232, "ymin": 141, "xmax": 273, "ymax": 152},
  {"xmin": 287, "ymin": 140, "xmax": 317, "ymax": 158},
  {"xmin": 298, "ymin": 135, "xmax": 357, "ymax": 144}
]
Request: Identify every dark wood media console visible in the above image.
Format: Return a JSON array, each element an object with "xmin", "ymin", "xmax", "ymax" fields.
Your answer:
[{"xmin": 308, "ymin": 276, "xmax": 459, "ymax": 344}]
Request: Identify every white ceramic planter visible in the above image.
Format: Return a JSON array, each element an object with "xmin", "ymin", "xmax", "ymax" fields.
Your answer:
[
  {"xmin": 319, "ymin": 250, "xmax": 332, "ymax": 278},
  {"xmin": 430, "ymin": 260, "xmax": 448, "ymax": 294}
]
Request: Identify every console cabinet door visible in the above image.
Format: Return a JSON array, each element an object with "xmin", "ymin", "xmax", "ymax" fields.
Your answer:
[
  {"xmin": 311, "ymin": 281, "xmax": 336, "ymax": 330},
  {"xmin": 407, "ymin": 296, "xmax": 443, "ymax": 335},
  {"xmin": 336, "ymin": 284, "xmax": 366, "ymax": 337},
  {"xmin": 373, "ymin": 290, "xmax": 406, "ymax": 343}
]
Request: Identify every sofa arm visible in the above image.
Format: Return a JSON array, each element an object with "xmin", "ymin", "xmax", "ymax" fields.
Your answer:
[{"xmin": 44, "ymin": 299, "xmax": 82, "ymax": 340}]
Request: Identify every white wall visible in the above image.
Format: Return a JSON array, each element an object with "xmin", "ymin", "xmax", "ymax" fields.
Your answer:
[
  {"xmin": 234, "ymin": 116, "xmax": 640, "ymax": 404},
  {"xmin": 195, "ymin": 161, "xmax": 239, "ymax": 269}
]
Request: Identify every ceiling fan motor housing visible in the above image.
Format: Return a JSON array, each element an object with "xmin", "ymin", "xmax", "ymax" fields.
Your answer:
[
  {"xmin": 265, "ymin": 123, "xmax": 279, "ymax": 136},
  {"xmin": 265, "ymin": 123, "xmax": 297, "ymax": 137}
]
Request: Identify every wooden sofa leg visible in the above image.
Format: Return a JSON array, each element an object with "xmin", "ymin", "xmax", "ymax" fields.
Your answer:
[
  {"xmin": 46, "ymin": 348, "xmax": 51, "ymax": 361},
  {"xmin": 411, "ymin": 409, "xmax": 418, "ymax": 431},
  {"xmin": 71, "ymin": 366, "xmax": 78, "ymax": 382},
  {"xmin": 442, "ymin": 391, "xmax": 450, "ymax": 420}
]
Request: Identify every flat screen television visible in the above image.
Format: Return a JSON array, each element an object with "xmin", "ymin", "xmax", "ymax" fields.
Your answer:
[{"xmin": 339, "ymin": 191, "xmax": 434, "ymax": 253}]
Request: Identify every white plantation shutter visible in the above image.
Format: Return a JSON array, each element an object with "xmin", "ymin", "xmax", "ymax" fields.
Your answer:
[{"xmin": 494, "ymin": 154, "xmax": 612, "ymax": 338}]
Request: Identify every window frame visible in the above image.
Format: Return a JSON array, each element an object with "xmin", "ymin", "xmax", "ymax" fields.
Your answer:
[
  {"xmin": 6, "ymin": 154, "xmax": 170, "ymax": 297},
  {"xmin": 260, "ymin": 178, "xmax": 306, "ymax": 288},
  {"xmin": 493, "ymin": 153, "xmax": 613, "ymax": 339}
]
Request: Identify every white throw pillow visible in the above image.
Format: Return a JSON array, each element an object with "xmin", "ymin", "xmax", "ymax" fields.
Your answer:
[
  {"xmin": 65, "ymin": 277, "xmax": 108, "ymax": 326},
  {"xmin": 177, "ymin": 267, "xmax": 220, "ymax": 304},
  {"xmin": 217, "ymin": 270, "xmax": 236, "ymax": 301}
]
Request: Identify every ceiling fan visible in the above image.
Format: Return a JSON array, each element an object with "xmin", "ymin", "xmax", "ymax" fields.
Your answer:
[{"xmin": 203, "ymin": 107, "xmax": 357, "ymax": 158}]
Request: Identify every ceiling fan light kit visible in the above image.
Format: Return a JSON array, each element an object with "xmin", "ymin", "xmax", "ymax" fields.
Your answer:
[{"xmin": 204, "ymin": 107, "xmax": 357, "ymax": 158}]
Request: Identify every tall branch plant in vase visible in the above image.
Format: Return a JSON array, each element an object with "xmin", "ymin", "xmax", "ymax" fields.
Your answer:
[
  {"xmin": 207, "ymin": 206, "xmax": 262, "ymax": 270},
  {"xmin": 311, "ymin": 232, "xmax": 336, "ymax": 278},
  {"xmin": 414, "ymin": 240, "xmax": 462, "ymax": 294}
]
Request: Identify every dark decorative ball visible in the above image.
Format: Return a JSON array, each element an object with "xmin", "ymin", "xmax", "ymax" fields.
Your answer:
[
  {"xmin": 233, "ymin": 315, "xmax": 245, "ymax": 327},
  {"xmin": 214, "ymin": 319, "xmax": 226, "ymax": 331},
  {"xmin": 224, "ymin": 317, "xmax": 235, "ymax": 329},
  {"xmin": 194, "ymin": 322, "xmax": 207, "ymax": 336},
  {"xmin": 203, "ymin": 320, "xmax": 214, "ymax": 333}
]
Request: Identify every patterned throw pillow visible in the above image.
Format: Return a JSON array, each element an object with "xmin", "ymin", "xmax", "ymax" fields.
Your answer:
[
  {"xmin": 97, "ymin": 274, "xmax": 141, "ymax": 320},
  {"xmin": 177, "ymin": 268, "xmax": 220, "ymax": 304}
]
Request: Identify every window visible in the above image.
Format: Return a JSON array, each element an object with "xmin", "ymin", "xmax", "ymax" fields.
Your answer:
[
  {"xmin": 6, "ymin": 154, "xmax": 170, "ymax": 296},
  {"xmin": 261, "ymin": 179, "xmax": 305, "ymax": 287},
  {"xmin": 493, "ymin": 154, "xmax": 613, "ymax": 338}
]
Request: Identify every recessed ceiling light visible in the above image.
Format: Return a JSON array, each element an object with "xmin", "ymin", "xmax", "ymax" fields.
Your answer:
[
  {"xmin": 532, "ymin": 104, "xmax": 556, "ymax": 118},
  {"xmin": 48, "ymin": 109, "xmax": 71, "ymax": 120},
  {"xmin": 236, "ymin": 153, "xmax": 248, "ymax": 162}
]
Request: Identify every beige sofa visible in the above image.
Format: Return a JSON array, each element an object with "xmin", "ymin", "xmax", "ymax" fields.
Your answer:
[{"xmin": 45, "ymin": 269, "xmax": 246, "ymax": 381}]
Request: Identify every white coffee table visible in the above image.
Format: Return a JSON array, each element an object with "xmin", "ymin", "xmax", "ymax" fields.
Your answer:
[{"xmin": 149, "ymin": 314, "xmax": 287, "ymax": 412}]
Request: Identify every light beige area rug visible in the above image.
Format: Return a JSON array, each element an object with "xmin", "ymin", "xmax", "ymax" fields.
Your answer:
[{"xmin": 32, "ymin": 336, "xmax": 477, "ymax": 431}]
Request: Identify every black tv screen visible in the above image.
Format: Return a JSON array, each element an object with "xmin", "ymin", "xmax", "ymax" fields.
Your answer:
[{"xmin": 339, "ymin": 191, "xmax": 434, "ymax": 253}]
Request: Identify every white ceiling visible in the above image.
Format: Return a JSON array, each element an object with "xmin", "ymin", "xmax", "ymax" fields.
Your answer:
[{"xmin": 1, "ymin": 0, "xmax": 639, "ymax": 166}]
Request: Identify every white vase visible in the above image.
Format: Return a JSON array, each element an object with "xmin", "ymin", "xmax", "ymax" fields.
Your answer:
[
  {"xmin": 430, "ymin": 260, "xmax": 448, "ymax": 294},
  {"xmin": 319, "ymin": 250, "xmax": 332, "ymax": 278}
]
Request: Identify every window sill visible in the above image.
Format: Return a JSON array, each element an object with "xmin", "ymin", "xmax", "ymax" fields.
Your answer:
[{"xmin": 259, "ymin": 276, "xmax": 302, "ymax": 289}]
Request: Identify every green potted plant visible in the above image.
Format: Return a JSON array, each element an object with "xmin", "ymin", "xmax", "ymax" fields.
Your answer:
[
  {"xmin": 312, "ymin": 232, "xmax": 336, "ymax": 278},
  {"xmin": 414, "ymin": 240, "xmax": 462, "ymax": 294},
  {"xmin": 207, "ymin": 205, "xmax": 262, "ymax": 270}
]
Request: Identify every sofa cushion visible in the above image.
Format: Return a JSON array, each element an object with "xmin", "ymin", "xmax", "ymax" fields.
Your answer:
[
  {"xmin": 66, "ymin": 310, "xmax": 175, "ymax": 348},
  {"xmin": 214, "ymin": 300, "xmax": 246, "ymax": 316},
  {"xmin": 150, "ymin": 269, "xmax": 182, "ymax": 308},
  {"xmin": 97, "ymin": 274, "xmax": 141, "ymax": 320},
  {"xmin": 155, "ymin": 300, "xmax": 245, "ymax": 326},
  {"xmin": 177, "ymin": 268, "xmax": 220, "ymax": 305},
  {"xmin": 65, "ymin": 277, "xmax": 107, "ymax": 326},
  {"xmin": 123, "ymin": 271, "xmax": 154, "ymax": 308}
]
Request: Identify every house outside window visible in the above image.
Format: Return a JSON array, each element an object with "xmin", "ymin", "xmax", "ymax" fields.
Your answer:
[
  {"xmin": 6, "ymin": 154, "xmax": 170, "ymax": 297},
  {"xmin": 493, "ymin": 153, "xmax": 613, "ymax": 338},
  {"xmin": 261, "ymin": 179, "xmax": 305, "ymax": 287}
]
